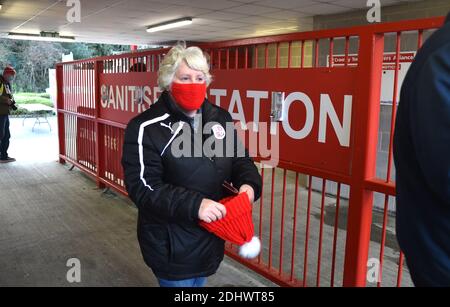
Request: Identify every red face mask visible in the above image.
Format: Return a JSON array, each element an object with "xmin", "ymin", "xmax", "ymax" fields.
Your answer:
[{"xmin": 171, "ymin": 82, "xmax": 206, "ymax": 111}]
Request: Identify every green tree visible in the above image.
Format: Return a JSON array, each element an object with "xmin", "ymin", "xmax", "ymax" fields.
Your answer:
[{"xmin": 0, "ymin": 39, "xmax": 131, "ymax": 92}]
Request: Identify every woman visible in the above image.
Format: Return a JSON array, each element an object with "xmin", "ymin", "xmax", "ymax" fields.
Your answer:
[{"xmin": 121, "ymin": 44, "xmax": 262, "ymax": 287}]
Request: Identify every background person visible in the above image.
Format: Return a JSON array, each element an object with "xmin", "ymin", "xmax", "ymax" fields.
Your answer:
[{"xmin": 0, "ymin": 65, "xmax": 17, "ymax": 163}]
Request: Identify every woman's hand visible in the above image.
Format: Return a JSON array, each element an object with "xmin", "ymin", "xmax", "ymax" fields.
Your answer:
[
  {"xmin": 198, "ymin": 199, "xmax": 227, "ymax": 223},
  {"xmin": 239, "ymin": 184, "xmax": 255, "ymax": 203}
]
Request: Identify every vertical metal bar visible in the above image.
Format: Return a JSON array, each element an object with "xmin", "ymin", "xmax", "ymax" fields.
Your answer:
[
  {"xmin": 209, "ymin": 50, "xmax": 214, "ymax": 69},
  {"xmin": 218, "ymin": 50, "xmax": 222, "ymax": 70},
  {"xmin": 255, "ymin": 45, "xmax": 258, "ymax": 69},
  {"xmin": 87, "ymin": 70, "xmax": 95, "ymax": 170},
  {"xmin": 67, "ymin": 115, "xmax": 70, "ymax": 160},
  {"xmin": 71, "ymin": 115, "xmax": 74, "ymax": 160},
  {"xmin": 377, "ymin": 194, "xmax": 390, "ymax": 287},
  {"xmin": 344, "ymin": 36, "xmax": 350, "ymax": 67},
  {"xmin": 330, "ymin": 183, "xmax": 342, "ymax": 287},
  {"xmin": 94, "ymin": 60, "xmax": 105, "ymax": 188},
  {"xmin": 343, "ymin": 32, "xmax": 384, "ymax": 286},
  {"xmin": 417, "ymin": 29, "xmax": 423, "ymax": 49},
  {"xmin": 106, "ymin": 125, "xmax": 110, "ymax": 182},
  {"xmin": 279, "ymin": 169, "xmax": 287, "ymax": 275},
  {"xmin": 268, "ymin": 167, "xmax": 276, "ymax": 269},
  {"xmin": 300, "ymin": 40, "xmax": 305, "ymax": 68},
  {"xmin": 68, "ymin": 65, "xmax": 71, "ymax": 112},
  {"xmin": 86, "ymin": 64, "xmax": 90, "ymax": 115},
  {"xmin": 244, "ymin": 47, "xmax": 248, "ymax": 69},
  {"xmin": 56, "ymin": 64, "xmax": 66, "ymax": 163},
  {"xmin": 290, "ymin": 172, "xmax": 300, "ymax": 281},
  {"xmin": 84, "ymin": 64, "xmax": 87, "ymax": 115},
  {"xmin": 87, "ymin": 64, "xmax": 90, "ymax": 115},
  {"xmin": 276, "ymin": 43, "xmax": 280, "ymax": 68},
  {"xmin": 79, "ymin": 65, "xmax": 83, "ymax": 114},
  {"xmin": 65, "ymin": 114, "xmax": 68, "ymax": 159},
  {"xmin": 314, "ymin": 39, "xmax": 319, "ymax": 67},
  {"xmin": 288, "ymin": 42, "xmax": 292, "ymax": 68},
  {"xmin": 88, "ymin": 120, "xmax": 92, "ymax": 171},
  {"xmin": 66, "ymin": 65, "xmax": 69, "ymax": 112},
  {"xmin": 112, "ymin": 127, "xmax": 116, "ymax": 184},
  {"xmin": 113, "ymin": 127, "xmax": 117, "ymax": 183},
  {"xmin": 66, "ymin": 114, "xmax": 69, "ymax": 159},
  {"xmin": 119, "ymin": 128, "xmax": 124, "ymax": 185},
  {"xmin": 329, "ymin": 38, "xmax": 334, "ymax": 68},
  {"xmin": 76, "ymin": 65, "xmax": 78, "ymax": 113},
  {"xmin": 79, "ymin": 116, "xmax": 84, "ymax": 166},
  {"xmin": 112, "ymin": 126, "xmax": 116, "ymax": 183},
  {"xmin": 303, "ymin": 175, "xmax": 313, "ymax": 286},
  {"xmin": 258, "ymin": 166, "xmax": 265, "ymax": 264},
  {"xmin": 386, "ymin": 32, "xmax": 401, "ymax": 182},
  {"xmin": 264, "ymin": 44, "xmax": 268, "ymax": 68},
  {"xmin": 235, "ymin": 48, "xmax": 238, "ymax": 69},
  {"xmin": 226, "ymin": 49, "xmax": 230, "ymax": 70},
  {"xmin": 85, "ymin": 119, "xmax": 89, "ymax": 169},
  {"xmin": 90, "ymin": 121, "xmax": 94, "ymax": 171},
  {"xmin": 72, "ymin": 65, "xmax": 75, "ymax": 113},
  {"xmin": 397, "ymin": 252, "xmax": 405, "ymax": 287},
  {"xmin": 316, "ymin": 179, "xmax": 327, "ymax": 287}
]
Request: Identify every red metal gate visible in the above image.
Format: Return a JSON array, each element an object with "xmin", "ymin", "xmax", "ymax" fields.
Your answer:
[{"xmin": 56, "ymin": 16, "xmax": 445, "ymax": 287}]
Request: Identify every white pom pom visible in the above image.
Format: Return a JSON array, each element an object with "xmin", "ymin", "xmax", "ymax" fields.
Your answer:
[{"xmin": 239, "ymin": 236, "xmax": 261, "ymax": 259}]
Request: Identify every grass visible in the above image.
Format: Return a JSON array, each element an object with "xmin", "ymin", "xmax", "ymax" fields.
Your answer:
[
  {"xmin": 10, "ymin": 92, "xmax": 54, "ymax": 116},
  {"xmin": 14, "ymin": 92, "xmax": 53, "ymax": 107}
]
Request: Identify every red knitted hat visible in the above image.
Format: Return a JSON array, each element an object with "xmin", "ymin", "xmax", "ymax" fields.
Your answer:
[
  {"xmin": 199, "ymin": 192, "xmax": 261, "ymax": 259},
  {"xmin": 3, "ymin": 66, "xmax": 16, "ymax": 76}
]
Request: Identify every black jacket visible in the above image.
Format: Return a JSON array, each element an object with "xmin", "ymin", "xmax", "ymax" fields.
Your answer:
[
  {"xmin": 394, "ymin": 13, "xmax": 450, "ymax": 285},
  {"xmin": 0, "ymin": 76, "xmax": 13, "ymax": 115},
  {"xmin": 122, "ymin": 91, "xmax": 262, "ymax": 280}
]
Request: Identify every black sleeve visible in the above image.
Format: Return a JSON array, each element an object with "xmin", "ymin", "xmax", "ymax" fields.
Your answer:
[
  {"xmin": 121, "ymin": 120, "xmax": 205, "ymax": 223},
  {"xmin": 410, "ymin": 41, "xmax": 450, "ymax": 204},
  {"xmin": 228, "ymin": 119, "xmax": 262, "ymax": 202}
]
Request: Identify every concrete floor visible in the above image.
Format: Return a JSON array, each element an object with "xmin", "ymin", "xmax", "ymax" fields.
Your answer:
[{"xmin": 0, "ymin": 116, "xmax": 412, "ymax": 287}]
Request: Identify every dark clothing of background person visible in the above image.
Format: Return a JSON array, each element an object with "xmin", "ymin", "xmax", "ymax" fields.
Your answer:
[
  {"xmin": 0, "ymin": 75, "xmax": 13, "ymax": 160},
  {"xmin": 122, "ymin": 91, "xmax": 262, "ymax": 280},
  {"xmin": 394, "ymin": 13, "xmax": 450, "ymax": 286}
]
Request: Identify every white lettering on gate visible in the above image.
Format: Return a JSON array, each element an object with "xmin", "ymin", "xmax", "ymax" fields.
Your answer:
[
  {"xmin": 281, "ymin": 92, "xmax": 315, "ymax": 139},
  {"xmin": 247, "ymin": 90, "xmax": 268, "ymax": 133},
  {"xmin": 209, "ymin": 88, "xmax": 353, "ymax": 148},
  {"xmin": 100, "ymin": 85, "xmax": 154, "ymax": 113},
  {"xmin": 228, "ymin": 90, "xmax": 247, "ymax": 130},
  {"xmin": 319, "ymin": 94, "xmax": 352, "ymax": 147},
  {"xmin": 209, "ymin": 89, "xmax": 227, "ymax": 107}
]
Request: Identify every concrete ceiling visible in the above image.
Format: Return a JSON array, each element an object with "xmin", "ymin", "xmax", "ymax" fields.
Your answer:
[{"xmin": 0, "ymin": 0, "xmax": 422, "ymax": 45}]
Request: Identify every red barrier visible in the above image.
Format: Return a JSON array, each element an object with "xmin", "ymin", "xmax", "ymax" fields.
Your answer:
[{"xmin": 56, "ymin": 16, "xmax": 445, "ymax": 287}]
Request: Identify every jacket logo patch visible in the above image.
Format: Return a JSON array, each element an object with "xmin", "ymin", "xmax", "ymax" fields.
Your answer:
[
  {"xmin": 212, "ymin": 124, "xmax": 225, "ymax": 140},
  {"xmin": 160, "ymin": 122, "xmax": 174, "ymax": 134}
]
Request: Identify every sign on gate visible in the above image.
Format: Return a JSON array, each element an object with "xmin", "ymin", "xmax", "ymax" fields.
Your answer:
[
  {"xmin": 210, "ymin": 68, "xmax": 357, "ymax": 176},
  {"xmin": 99, "ymin": 73, "xmax": 162, "ymax": 125},
  {"xmin": 329, "ymin": 52, "xmax": 415, "ymax": 103}
]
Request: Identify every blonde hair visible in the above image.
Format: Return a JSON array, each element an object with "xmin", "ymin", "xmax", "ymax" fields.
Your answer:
[{"xmin": 157, "ymin": 43, "xmax": 212, "ymax": 91}]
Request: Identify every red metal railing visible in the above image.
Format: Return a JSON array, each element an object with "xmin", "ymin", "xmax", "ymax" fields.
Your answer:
[{"xmin": 56, "ymin": 16, "xmax": 445, "ymax": 287}]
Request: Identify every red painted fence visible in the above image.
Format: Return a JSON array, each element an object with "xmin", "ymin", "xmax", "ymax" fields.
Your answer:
[{"xmin": 56, "ymin": 16, "xmax": 445, "ymax": 287}]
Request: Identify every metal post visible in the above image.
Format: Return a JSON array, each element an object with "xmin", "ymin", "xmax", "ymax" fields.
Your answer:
[{"xmin": 343, "ymin": 32, "xmax": 384, "ymax": 286}]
